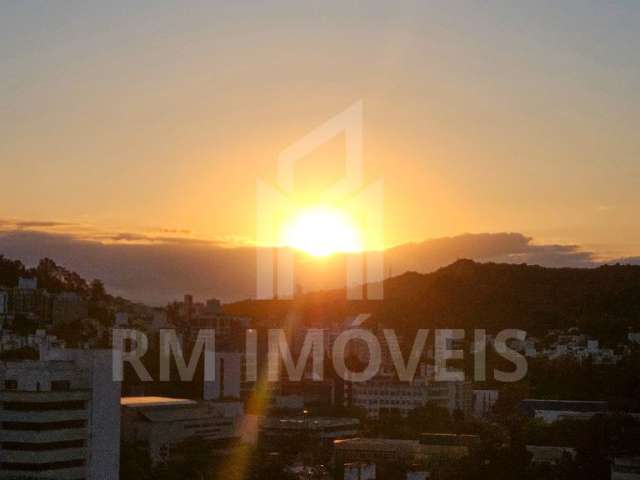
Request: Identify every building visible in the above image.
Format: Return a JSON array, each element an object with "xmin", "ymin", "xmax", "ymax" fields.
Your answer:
[
  {"xmin": 278, "ymin": 379, "xmax": 337, "ymax": 408},
  {"xmin": 261, "ymin": 416, "xmax": 360, "ymax": 448},
  {"xmin": 18, "ymin": 278, "xmax": 37, "ymax": 290},
  {"xmin": 0, "ymin": 290, "xmax": 8, "ymax": 316},
  {"xmin": 520, "ymin": 399, "xmax": 608, "ymax": 423},
  {"xmin": 0, "ymin": 329, "xmax": 65, "ymax": 354},
  {"xmin": 407, "ymin": 471, "xmax": 429, "ymax": 480},
  {"xmin": 628, "ymin": 332, "xmax": 640, "ymax": 345},
  {"xmin": 426, "ymin": 381, "xmax": 473, "ymax": 417},
  {"xmin": 334, "ymin": 435, "xmax": 475, "ymax": 479},
  {"xmin": 190, "ymin": 314, "xmax": 250, "ymax": 347},
  {"xmin": 149, "ymin": 308, "xmax": 170, "ymax": 332},
  {"xmin": 349, "ymin": 377, "xmax": 427, "ymax": 418},
  {"xmin": 115, "ymin": 312, "xmax": 129, "ymax": 327},
  {"xmin": 205, "ymin": 299, "xmax": 223, "ymax": 315},
  {"xmin": 0, "ymin": 349, "xmax": 121, "ymax": 480},
  {"xmin": 611, "ymin": 456, "xmax": 640, "ymax": 479},
  {"xmin": 121, "ymin": 396, "xmax": 243, "ymax": 464},
  {"xmin": 0, "ymin": 290, "xmax": 9, "ymax": 328},
  {"xmin": 334, "ymin": 438, "xmax": 430, "ymax": 479},
  {"xmin": 334, "ymin": 438, "xmax": 428, "ymax": 465},
  {"xmin": 51, "ymin": 292, "xmax": 88, "ymax": 324},
  {"xmin": 418, "ymin": 433, "xmax": 478, "ymax": 458},
  {"xmin": 472, "ymin": 389, "xmax": 499, "ymax": 418},
  {"xmin": 8, "ymin": 278, "xmax": 52, "ymax": 324},
  {"xmin": 270, "ymin": 394, "xmax": 304, "ymax": 412},
  {"xmin": 526, "ymin": 446, "xmax": 576, "ymax": 465},
  {"xmin": 344, "ymin": 463, "xmax": 376, "ymax": 480},
  {"xmin": 349, "ymin": 377, "xmax": 473, "ymax": 419},
  {"xmin": 203, "ymin": 352, "xmax": 242, "ymax": 401}
]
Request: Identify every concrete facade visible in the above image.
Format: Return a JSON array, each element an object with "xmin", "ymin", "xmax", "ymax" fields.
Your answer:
[{"xmin": 0, "ymin": 349, "xmax": 121, "ymax": 480}]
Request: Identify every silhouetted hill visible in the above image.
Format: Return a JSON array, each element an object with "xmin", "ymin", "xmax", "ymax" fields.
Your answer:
[
  {"xmin": 227, "ymin": 260, "xmax": 640, "ymax": 341},
  {"xmin": 380, "ymin": 259, "xmax": 640, "ymax": 338}
]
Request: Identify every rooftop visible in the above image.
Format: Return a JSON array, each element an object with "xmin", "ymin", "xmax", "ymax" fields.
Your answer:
[
  {"xmin": 334, "ymin": 438, "xmax": 421, "ymax": 452},
  {"xmin": 264, "ymin": 416, "xmax": 360, "ymax": 430},
  {"xmin": 521, "ymin": 399, "xmax": 608, "ymax": 412},
  {"xmin": 121, "ymin": 396, "xmax": 197, "ymax": 408}
]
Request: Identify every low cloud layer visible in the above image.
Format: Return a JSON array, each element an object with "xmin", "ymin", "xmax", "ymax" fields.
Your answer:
[{"xmin": 0, "ymin": 227, "xmax": 637, "ymax": 305}]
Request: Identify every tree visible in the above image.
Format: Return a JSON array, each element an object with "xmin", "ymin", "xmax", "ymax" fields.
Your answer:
[
  {"xmin": 90, "ymin": 279, "xmax": 107, "ymax": 301},
  {"xmin": 12, "ymin": 313, "xmax": 38, "ymax": 336},
  {"xmin": 120, "ymin": 442, "xmax": 153, "ymax": 480}
]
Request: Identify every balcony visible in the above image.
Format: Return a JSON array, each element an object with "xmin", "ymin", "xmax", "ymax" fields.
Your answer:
[
  {"xmin": 0, "ymin": 390, "xmax": 90, "ymax": 402},
  {"xmin": 0, "ymin": 409, "xmax": 88, "ymax": 423},
  {"xmin": 0, "ymin": 447, "xmax": 87, "ymax": 464},
  {"xmin": 0, "ymin": 428, "xmax": 87, "ymax": 443},
  {"xmin": 0, "ymin": 466, "xmax": 86, "ymax": 479}
]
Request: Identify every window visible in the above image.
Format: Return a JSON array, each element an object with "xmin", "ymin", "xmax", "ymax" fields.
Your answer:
[
  {"xmin": 51, "ymin": 380, "xmax": 70, "ymax": 392},
  {"xmin": 4, "ymin": 380, "xmax": 18, "ymax": 391}
]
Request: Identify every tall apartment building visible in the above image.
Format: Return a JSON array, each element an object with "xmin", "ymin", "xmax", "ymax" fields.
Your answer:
[{"xmin": 0, "ymin": 349, "xmax": 121, "ymax": 480}]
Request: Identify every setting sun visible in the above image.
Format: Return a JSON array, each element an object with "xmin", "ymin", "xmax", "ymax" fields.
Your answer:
[{"xmin": 281, "ymin": 208, "xmax": 362, "ymax": 257}]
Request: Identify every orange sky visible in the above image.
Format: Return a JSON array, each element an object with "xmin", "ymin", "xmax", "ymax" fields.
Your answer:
[{"xmin": 2, "ymin": 2, "xmax": 640, "ymax": 259}]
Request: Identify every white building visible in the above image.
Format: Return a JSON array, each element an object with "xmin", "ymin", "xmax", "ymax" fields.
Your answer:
[
  {"xmin": 0, "ymin": 349, "xmax": 121, "ymax": 480},
  {"xmin": 349, "ymin": 377, "xmax": 472, "ymax": 419},
  {"xmin": 350, "ymin": 377, "xmax": 428, "ymax": 418},
  {"xmin": 121, "ymin": 396, "xmax": 243, "ymax": 464}
]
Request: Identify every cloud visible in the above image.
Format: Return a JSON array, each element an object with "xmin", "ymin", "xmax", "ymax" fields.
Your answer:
[
  {"xmin": 14, "ymin": 221, "xmax": 73, "ymax": 228},
  {"xmin": 0, "ymin": 228, "xmax": 631, "ymax": 305},
  {"xmin": 385, "ymin": 233, "xmax": 596, "ymax": 274},
  {"xmin": 0, "ymin": 219, "xmax": 74, "ymax": 230}
]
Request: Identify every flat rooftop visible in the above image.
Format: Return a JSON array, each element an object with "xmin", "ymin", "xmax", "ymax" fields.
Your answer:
[
  {"xmin": 333, "ymin": 438, "xmax": 421, "ymax": 452},
  {"xmin": 521, "ymin": 399, "xmax": 608, "ymax": 412},
  {"xmin": 263, "ymin": 416, "xmax": 360, "ymax": 431},
  {"xmin": 121, "ymin": 396, "xmax": 197, "ymax": 408}
]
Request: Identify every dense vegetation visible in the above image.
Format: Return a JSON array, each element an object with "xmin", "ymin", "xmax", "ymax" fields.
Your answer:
[
  {"xmin": 379, "ymin": 259, "xmax": 640, "ymax": 340},
  {"xmin": 227, "ymin": 259, "xmax": 640, "ymax": 343},
  {"xmin": 0, "ymin": 254, "xmax": 130, "ymax": 339}
]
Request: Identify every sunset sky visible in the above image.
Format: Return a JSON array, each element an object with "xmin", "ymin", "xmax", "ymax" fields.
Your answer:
[{"xmin": 2, "ymin": 1, "xmax": 640, "ymax": 260}]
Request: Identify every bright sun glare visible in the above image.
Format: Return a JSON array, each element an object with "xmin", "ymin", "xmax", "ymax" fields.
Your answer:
[{"xmin": 282, "ymin": 208, "xmax": 362, "ymax": 257}]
